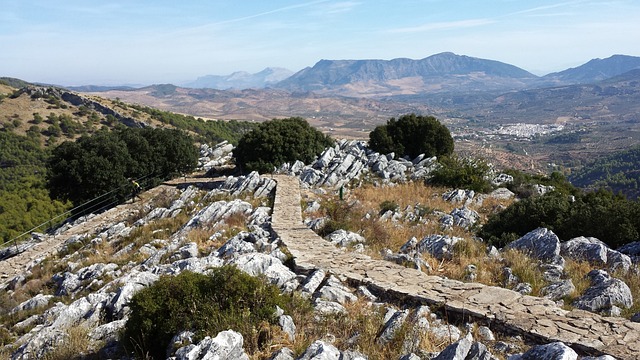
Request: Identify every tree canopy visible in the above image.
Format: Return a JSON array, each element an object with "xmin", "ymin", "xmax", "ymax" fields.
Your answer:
[
  {"xmin": 47, "ymin": 127, "xmax": 198, "ymax": 207},
  {"xmin": 233, "ymin": 117, "xmax": 334, "ymax": 173},
  {"xmin": 368, "ymin": 114, "xmax": 454, "ymax": 159}
]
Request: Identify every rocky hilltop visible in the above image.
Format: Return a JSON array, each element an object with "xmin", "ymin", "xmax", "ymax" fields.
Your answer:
[{"xmin": 1, "ymin": 141, "xmax": 638, "ymax": 359}]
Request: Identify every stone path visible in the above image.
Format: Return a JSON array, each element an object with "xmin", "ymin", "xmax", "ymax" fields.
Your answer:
[{"xmin": 271, "ymin": 175, "xmax": 640, "ymax": 359}]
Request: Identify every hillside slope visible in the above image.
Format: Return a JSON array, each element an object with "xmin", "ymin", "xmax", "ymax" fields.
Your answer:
[{"xmin": 570, "ymin": 144, "xmax": 640, "ymax": 199}]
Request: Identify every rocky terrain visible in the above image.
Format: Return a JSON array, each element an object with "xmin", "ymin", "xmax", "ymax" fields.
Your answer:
[{"xmin": 1, "ymin": 141, "xmax": 639, "ymax": 359}]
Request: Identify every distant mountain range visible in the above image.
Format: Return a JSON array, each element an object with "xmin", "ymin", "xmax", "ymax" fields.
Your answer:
[
  {"xmin": 175, "ymin": 53, "xmax": 640, "ymax": 97},
  {"xmin": 183, "ymin": 67, "xmax": 293, "ymax": 90},
  {"xmin": 274, "ymin": 52, "xmax": 539, "ymax": 96},
  {"xmin": 63, "ymin": 53, "xmax": 640, "ymax": 97}
]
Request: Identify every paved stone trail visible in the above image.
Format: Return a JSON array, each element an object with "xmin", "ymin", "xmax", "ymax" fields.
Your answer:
[{"xmin": 271, "ymin": 175, "xmax": 640, "ymax": 359}]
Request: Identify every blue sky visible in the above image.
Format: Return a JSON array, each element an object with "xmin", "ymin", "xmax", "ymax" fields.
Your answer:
[{"xmin": 2, "ymin": 0, "xmax": 639, "ymax": 85}]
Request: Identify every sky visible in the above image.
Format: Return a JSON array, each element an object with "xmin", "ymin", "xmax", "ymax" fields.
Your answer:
[{"xmin": 2, "ymin": 0, "xmax": 639, "ymax": 86}]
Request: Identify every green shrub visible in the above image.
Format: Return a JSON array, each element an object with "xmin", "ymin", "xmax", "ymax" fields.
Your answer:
[
  {"xmin": 318, "ymin": 199, "xmax": 357, "ymax": 237},
  {"xmin": 504, "ymin": 169, "xmax": 577, "ymax": 198},
  {"xmin": 429, "ymin": 155, "xmax": 492, "ymax": 193},
  {"xmin": 368, "ymin": 114, "xmax": 453, "ymax": 159},
  {"xmin": 479, "ymin": 189, "xmax": 640, "ymax": 248},
  {"xmin": 234, "ymin": 117, "xmax": 334, "ymax": 173},
  {"xmin": 379, "ymin": 200, "xmax": 399, "ymax": 215},
  {"xmin": 123, "ymin": 267, "xmax": 290, "ymax": 359}
]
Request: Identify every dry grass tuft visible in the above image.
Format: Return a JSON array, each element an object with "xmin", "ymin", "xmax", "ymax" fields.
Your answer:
[
  {"xmin": 41, "ymin": 326, "xmax": 91, "ymax": 360},
  {"xmin": 501, "ymin": 249, "xmax": 548, "ymax": 295},
  {"xmin": 562, "ymin": 260, "xmax": 593, "ymax": 303}
]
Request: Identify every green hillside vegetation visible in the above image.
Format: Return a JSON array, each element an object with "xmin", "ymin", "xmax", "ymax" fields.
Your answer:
[
  {"xmin": 124, "ymin": 102, "xmax": 257, "ymax": 145},
  {"xmin": 569, "ymin": 145, "xmax": 640, "ymax": 199},
  {"xmin": 0, "ymin": 132, "xmax": 70, "ymax": 242}
]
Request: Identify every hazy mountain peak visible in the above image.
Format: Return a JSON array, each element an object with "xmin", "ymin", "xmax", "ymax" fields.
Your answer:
[
  {"xmin": 543, "ymin": 54, "xmax": 640, "ymax": 84},
  {"xmin": 184, "ymin": 67, "xmax": 294, "ymax": 90}
]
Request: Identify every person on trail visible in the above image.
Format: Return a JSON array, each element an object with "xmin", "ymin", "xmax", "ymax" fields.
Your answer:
[{"xmin": 129, "ymin": 178, "xmax": 142, "ymax": 202}]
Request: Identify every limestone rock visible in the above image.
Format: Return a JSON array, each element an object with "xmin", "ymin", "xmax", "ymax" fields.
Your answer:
[
  {"xmin": 399, "ymin": 354, "xmax": 421, "ymax": 360},
  {"xmin": 449, "ymin": 207, "xmax": 480, "ymax": 229},
  {"xmin": 174, "ymin": 330, "xmax": 249, "ymax": 360},
  {"xmin": 324, "ymin": 230, "xmax": 365, "ymax": 247},
  {"xmin": 230, "ymin": 253, "xmax": 297, "ymax": 290},
  {"xmin": 514, "ymin": 282, "xmax": 532, "ymax": 295},
  {"xmin": 477, "ymin": 326, "xmax": 495, "ymax": 342},
  {"xmin": 377, "ymin": 310, "xmax": 409, "ymax": 345},
  {"xmin": 492, "ymin": 173, "xmax": 514, "ymax": 186},
  {"xmin": 489, "ymin": 187, "xmax": 515, "ymax": 200},
  {"xmin": 572, "ymin": 270, "xmax": 633, "ymax": 312},
  {"xmin": 297, "ymin": 340, "xmax": 341, "ymax": 360},
  {"xmin": 269, "ymin": 347, "xmax": 295, "ymax": 360},
  {"xmin": 301, "ymin": 269, "xmax": 327, "ymax": 296},
  {"xmin": 11, "ymin": 294, "xmax": 54, "ymax": 314},
  {"xmin": 561, "ymin": 236, "xmax": 632, "ymax": 272},
  {"xmin": 433, "ymin": 337, "xmax": 472, "ymax": 360},
  {"xmin": 412, "ymin": 234, "xmax": 464, "ymax": 260},
  {"xmin": 108, "ymin": 270, "xmax": 159, "ymax": 319},
  {"xmin": 279, "ymin": 314, "xmax": 296, "ymax": 341},
  {"xmin": 430, "ymin": 324, "xmax": 462, "ymax": 342},
  {"xmin": 88, "ymin": 319, "xmax": 126, "ymax": 342},
  {"xmin": 217, "ymin": 233, "xmax": 257, "ymax": 259},
  {"xmin": 182, "ymin": 199, "xmax": 253, "ymax": 231},
  {"xmin": 443, "ymin": 189, "xmax": 475, "ymax": 203},
  {"xmin": 617, "ymin": 241, "xmax": 640, "ymax": 257},
  {"xmin": 541, "ymin": 280, "xmax": 575, "ymax": 301},
  {"xmin": 505, "ymin": 228, "xmax": 560, "ymax": 261},
  {"xmin": 510, "ymin": 341, "xmax": 577, "ymax": 360},
  {"xmin": 172, "ymin": 242, "xmax": 199, "ymax": 260},
  {"xmin": 314, "ymin": 299, "xmax": 347, "ymax": 316},
  {"xmin": 316, "ymin": 276, "xmax": 357, "ymax": 304}
]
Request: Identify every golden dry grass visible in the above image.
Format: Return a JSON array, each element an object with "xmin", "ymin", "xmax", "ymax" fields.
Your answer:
[
  {"xmin": 276, "ymin": 298, "xmax": 448, "ymax": 360},
  {"xmin": 41, "ymin": 326, "xmax": 91, "ymax": 360}
]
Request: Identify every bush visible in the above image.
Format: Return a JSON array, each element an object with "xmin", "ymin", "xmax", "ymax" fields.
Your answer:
[
  {"xmin": 479, "ymin": 189, "xmax": 640, "ymax": 248},
  {"xmin": 504, "ymin": 169, "xmax": 577, "ymax": 198},
  {"xmin": 123, "ymin": 267, "xmax": 290, "ymax": 359},
  {"xmin": 47, "ymin": 127, "xmax": 198, "ymax": 208},
  {"xmin": 429, "ymin": 155, "xmax": 492, "ymax": 193},
  {"xmin": 318, "ymin": 199, "xmax": 357, "ymax": 237},
  {"xmin": 234, "ymin": 117, "xmax": 334, "ymax": 173},
  {"xmin": 368, "ymin": 114, "xmax": 453, "ymax": 159},
  {"xmin": 379, "ymin": 200, "xmax": 399, "ymax": 215}
]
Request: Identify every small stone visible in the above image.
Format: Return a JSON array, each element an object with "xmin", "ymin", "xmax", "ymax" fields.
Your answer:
[{"xmin": 477, "ymin": 326, "xmax": 495, "ymax": 341}]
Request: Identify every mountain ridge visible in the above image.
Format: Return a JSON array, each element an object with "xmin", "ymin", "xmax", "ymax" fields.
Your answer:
[
  {"xmin": 184, "ymin": 67, "xmax": 293, "ymax": 90},
  {"xmin": 542, "ymin": 54, "xmax": 640, "ymax": 85},
  {"xmin": 274, "ymin": 52, "xmax": 538, "ymax": 96}
]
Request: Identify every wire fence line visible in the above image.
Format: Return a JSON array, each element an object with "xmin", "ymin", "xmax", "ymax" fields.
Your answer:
[{"xmin": 0, "ymin": 173, "xmax": 157, "ymax": 258}]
